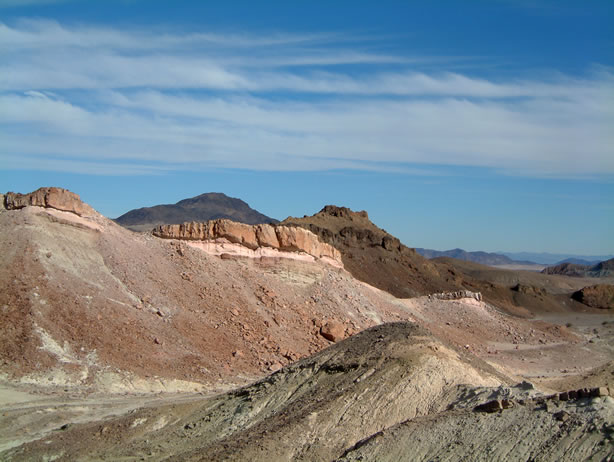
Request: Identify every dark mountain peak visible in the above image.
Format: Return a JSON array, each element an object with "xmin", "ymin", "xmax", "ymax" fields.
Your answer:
[
  {"xmin": 178, "ymin": 192, "xmax": 240, "ymax": 205},
  {"xmin": 115, "ymin": 192, "xmax": 277, "ymax": 232},
  {"xmin": 318, "ymin": 205, "xmax": 369, "ymax": 220}
]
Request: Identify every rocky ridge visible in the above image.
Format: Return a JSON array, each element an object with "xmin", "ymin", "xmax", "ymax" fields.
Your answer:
[
  {"xmin": 2, "ymin": 187, "xmax": 95, "ymax": 217},
  {"xmin": 153, "ymin": 219, "xmax": 342, "ymax": 263},
  {"xmin": 282, "ymin": 205, "xmax": 462, "ymax": 298}
]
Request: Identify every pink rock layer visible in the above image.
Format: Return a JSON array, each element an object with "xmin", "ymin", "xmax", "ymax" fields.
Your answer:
[{"xmin": 153, "ymin": 220, "xmax": 342, "ymax": 263}]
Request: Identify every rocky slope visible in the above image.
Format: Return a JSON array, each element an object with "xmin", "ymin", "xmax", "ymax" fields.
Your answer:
[
  {"xmin": 572, "ymin": 284, "xmax": 614, "ymax": 309},
  {"xmin": 5, "ymin": 323, "xmax": 613, "ymax": 462},
  {"xmin": 282, "ymin": 206, "xmax": 603, "ymax": 317},
  {"xmin": 282, "ymin": 206, "xmax": 463, "ymax": 298},
  {"xmin": 0, "ymin": 189, "xmax": 415, "ymax": 393},
  {"xmin": 115, "ymin": 192, "xmax": 277, "ymax": 232}
]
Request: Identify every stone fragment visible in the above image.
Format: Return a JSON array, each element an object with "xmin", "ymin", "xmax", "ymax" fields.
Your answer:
[
  {"xmin": 501, "ymin": 399, "xmax": 514, "ymax": 409},
  {"xmin": 554, "ymin": 411, "xmax": 570, "ymax": 422},
  {"xmin": 474, "ymin": 400, "xmax": 503, "ymax": 413},
  {"xmin": 590, "ymin": 387, "xmax": 610, "ymax": 397},
  {"xmin": 320, "ymin": 321, "xmax": 345, "ymax": 342},
  {"xmin": 578, "ymin": 388, "xmax": 590, "ymax": 398}
]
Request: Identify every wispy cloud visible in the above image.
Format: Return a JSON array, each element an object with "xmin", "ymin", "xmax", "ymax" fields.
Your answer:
[
  {"xmin": 1, "ymin": 19, "xmax": 612, "ymax": 177},
  {"xmin": 0, "ymin": 0, "xmax": 71, "ymax": 7}
]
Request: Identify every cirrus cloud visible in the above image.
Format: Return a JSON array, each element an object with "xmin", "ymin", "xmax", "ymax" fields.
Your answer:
[{"xmin": 0, "ymin": 19, "xmax": 612, "ymax": 178}]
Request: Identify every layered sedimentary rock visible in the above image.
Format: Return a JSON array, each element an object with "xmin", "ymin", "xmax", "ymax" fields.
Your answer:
[
  {"xmin": 153, "ymin": 219, "xmax": 342, "ymax": 262},
  {"xmin": 3, "ymin": 187, "xmax": 95, "ymax": 217}
]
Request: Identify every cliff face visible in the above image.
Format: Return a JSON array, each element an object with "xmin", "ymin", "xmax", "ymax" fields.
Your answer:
[
  {"xmin": 3, "ymin": 187, "xmax": 95, "ymax": 217},
  {"xmin": 153, "ymin": 219, "xmax": 341, "ymax": 262}
]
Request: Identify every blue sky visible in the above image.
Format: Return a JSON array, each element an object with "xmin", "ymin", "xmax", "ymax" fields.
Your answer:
[{"xmin": 0, "ymin": 0, "xmax": 612, "ymax": 255}]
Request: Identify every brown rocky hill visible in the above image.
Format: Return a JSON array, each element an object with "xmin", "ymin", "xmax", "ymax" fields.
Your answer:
[
  {"xmin": 572, "ymin": 284, "xmax": 614, "ymax": 309},
  {"xmin": 115, "ymin": 192, "xmax": 277, "ymax": 232},
  {"xmin": 0, "ymin": 189, "xmax": 420, "ymax": 392},
  {"xmin": 542, "ymin": 258, "xmax": 614, "ymax": 278},
  {"xmin": 281, "ymin": 206, "xmax": 600, "ymax": 316},
  {"xmin": 282, "ymin": 206, "xmax": 462, "ymax": 298}
]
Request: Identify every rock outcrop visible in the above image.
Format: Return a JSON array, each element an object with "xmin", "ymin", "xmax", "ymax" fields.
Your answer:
[
  {"xmin": 427, "ymin": 290, "xmax": 482, "ymax": 301},
  {"xmin": 153, "ymin": 219, "xmax": 341, "ymax": 262},
  {"xmin": 511, "ymin": 283, "xmax": 546, "ymax": 297},
  {"xmin": 4, "ymin": 187, "xmax": 94, "ymax": 217},
  {"xmin": 571, "ymin": 284, "xmax": 614, "ymax": 309},
  {"xmin": 282, "ymin": 205, "xmax": 463, "ymax": 298}
]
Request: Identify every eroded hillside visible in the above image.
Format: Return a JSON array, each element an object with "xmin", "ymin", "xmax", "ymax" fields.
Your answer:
[{"xmin": 1, "ymin": 189, "xmax": 613, "ymax": 460}]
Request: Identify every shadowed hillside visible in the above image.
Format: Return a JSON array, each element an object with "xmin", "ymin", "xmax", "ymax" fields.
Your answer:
[{"xmin": 283, "ymin": 206, "xmax": 462, "ymax": 298}]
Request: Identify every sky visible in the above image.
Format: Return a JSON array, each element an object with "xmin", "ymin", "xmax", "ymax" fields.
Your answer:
[{"xmin": 0, "ymin": 0, "xmax": 613, "ymax": 255}]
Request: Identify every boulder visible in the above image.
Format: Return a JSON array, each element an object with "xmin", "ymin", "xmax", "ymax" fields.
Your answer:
[
  {"xmin": 320, "ymin": 321, "xmax": 345, "ymax": 342},
  {"xmin": 474, "ymin": 400, "xmax": 503, "ymax": 413}
]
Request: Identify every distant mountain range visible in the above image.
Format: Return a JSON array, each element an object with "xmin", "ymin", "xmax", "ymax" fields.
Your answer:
[
  {"xmin": 542, "ymin": 258, "xmax": 614, "ymax": 278},
  {"xmin": 498, "ymin": 251, "xmax": 614, "ymax": 266},
  {"xmin": 115, "ymin": 192, "xmax": 277, "ymax": 232},
  {"xmin": 416, "ymin": 248, "xmax": 614, "ymax": 267},
  {"xmin": 415, "ymin": 248, "xmax": 535, "ymax": 266}
]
